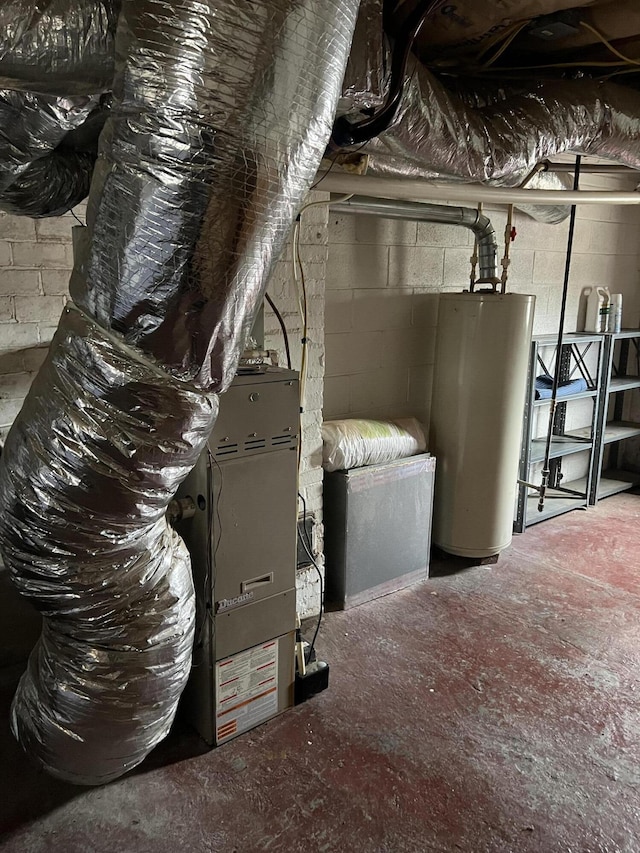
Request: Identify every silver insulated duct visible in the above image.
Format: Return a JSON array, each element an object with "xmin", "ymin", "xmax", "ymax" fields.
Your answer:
[
  {"xmin": 0, "ymin": 2, "xmax": 115, "ymax": 216},
  {"xmin": 335, "ymin": 4, "xmax": 640, "ymax": 222},
  {"xmin": 0, "ymin": 0, "xmax": 117, "ymax": 95},
  {"xmin": 361, "ymin": 66, "xmax": 640, "ymax": 184},
  {"xmin": 0, "ymin": 0, "xmax": 359, "ymax": 785}
]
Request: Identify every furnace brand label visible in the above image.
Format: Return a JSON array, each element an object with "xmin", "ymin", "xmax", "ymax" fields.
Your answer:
[
  {"xmin": 215, "ymin": 639, "xmax": 279, "ymax": 743},
  {"xmin": 215, "ymin": 591, "xmax": 254, "ymax": 613}
]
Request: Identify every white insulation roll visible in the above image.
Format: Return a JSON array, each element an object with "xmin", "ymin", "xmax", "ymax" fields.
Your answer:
[
  {"xmin": 322, "ymin": 417, "xmax": 426, "ymax": 472},
  {"xmin": 430, "ymin": 292, "xmax": 535, "ymax": 557}
]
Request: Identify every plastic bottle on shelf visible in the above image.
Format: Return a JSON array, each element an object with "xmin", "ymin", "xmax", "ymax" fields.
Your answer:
[
  {"xmin": 609, "ymin": 293, "xmax": 623, "ymax": 334},
  {"xmin": 584, "ymin": 286, "xmax": 611, "ymax": 333}
]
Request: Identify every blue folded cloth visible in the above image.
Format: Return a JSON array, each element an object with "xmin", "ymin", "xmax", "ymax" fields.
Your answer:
[{"xmin": 535, "ymin": 375, "xmax": 588, "ymax": 400}]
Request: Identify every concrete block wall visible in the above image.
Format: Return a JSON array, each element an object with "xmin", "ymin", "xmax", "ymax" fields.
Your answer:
[
  {"xmin": 263, "ymin": 192, "xmax": 329, "ymax": 618},
  {"xmin": 324, "ymin": 177, "xmax": 640, "ymax": 491},
  {"xmin": 0, "ymin": 208, "xmax": 81, "ymax": 442},
  {"xmin": 3, "ymin": 179, "xmax": 640, "ymax": 633}
]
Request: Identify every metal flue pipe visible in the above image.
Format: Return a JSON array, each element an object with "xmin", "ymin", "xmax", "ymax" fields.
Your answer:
[{"xmin": 330, "ymin": 194, "xmax": 499, "ymax": 284}]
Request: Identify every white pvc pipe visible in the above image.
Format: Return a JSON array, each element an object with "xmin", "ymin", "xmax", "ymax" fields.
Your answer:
[{"xmin": 317, "ymin": 171, "xmax": 640, "ymax": 205}]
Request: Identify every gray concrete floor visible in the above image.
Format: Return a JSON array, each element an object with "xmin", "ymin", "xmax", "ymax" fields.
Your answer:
[{"xmin": 1, "ymin": 493, "xmax": 640, "ymax": 852}]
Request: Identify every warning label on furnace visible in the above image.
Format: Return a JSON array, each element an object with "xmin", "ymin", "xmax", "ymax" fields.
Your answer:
[{"xmin": 215, "ymin": 639, "xmax": 279, "ymax": 743}]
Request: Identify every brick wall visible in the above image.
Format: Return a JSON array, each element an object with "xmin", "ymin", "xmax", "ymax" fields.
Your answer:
[{"xmin": 0, "ymin": 207, "xmax": 82, "ymax": 668}]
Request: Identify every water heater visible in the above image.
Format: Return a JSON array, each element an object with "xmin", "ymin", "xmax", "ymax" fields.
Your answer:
[{"xmin": 430, "ymin": 292, "xmax": 535, "ymax": 557}]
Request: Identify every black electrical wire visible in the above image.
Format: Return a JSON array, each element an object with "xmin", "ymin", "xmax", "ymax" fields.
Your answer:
[
  {"xmin": 298, "ymin": 490, "xmax": 323, "ymax": 663},
  {"xmin": 195, "ymin": 448, "xmax": 223, "ymax": 647},
  {"xmin": 538, "ymin": 155, "xmax": 582, "ymax": 512},
  {"xmin": 310, "ymin": 150, "xmax": 340, "ymax": 191},
  {"xmin": 265, "ymin": 292, "xmax": 292, "ymax": 369},
  {"xmin": 332, "ymin": 0, "xmax": 447, "ymax": 147}
]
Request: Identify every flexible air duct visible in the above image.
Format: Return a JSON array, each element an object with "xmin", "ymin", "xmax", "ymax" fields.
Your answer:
[
  {"xmin": 360, "ymin": 66, "xmax": 640, "ymax": 183},
  {"xmin": 0, "ymin": 1, "xmax": 114, "ymax": 216},
  {"xmin": 0, "ymin": 0, "xmax": 117, "ymax": 95},
  {"xmin": 0, "ymin": 149, "xmax": 96, "ymax": 217},
  {"xmin": 340, "ymin": 0, "xmax": 388, "ymax": 116},
  {"xmin": 7, "ymin": 0, "xmax": 640, "ymax": 224},
  {"xmin": 0, "ymin": 0, "xmax": 359, "ymax": 785},
  {"xmin": 0, "ymin": 90, "xmax": 98, "ymax": 194},
  {"xmin": 0, "ymin": 97, "xmax": 109, "ymax": 217},
  {"xmin": 332, "ymin": 3, "xmax": 640, "ymax": 222}
]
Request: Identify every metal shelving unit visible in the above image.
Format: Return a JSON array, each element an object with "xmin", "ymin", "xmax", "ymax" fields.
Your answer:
[
  {"xmin": 515, "ymin": 333, "xmax": 605, "ymax": 532},
  {"xmin": 590, "ymin": 330, "xmax": 640, "ymax": 503}
]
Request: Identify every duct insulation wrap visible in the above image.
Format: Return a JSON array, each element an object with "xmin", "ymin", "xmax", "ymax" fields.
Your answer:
[
  {"xmin": 0, "ymin": 90, "xmax": 99, "ymax": 195},
  {"xmin": 0, "ymin": 0, "xmax": 359, "ymax": 785},
  {"xmin": 0, "ymin": 0, "xmax": 118, "ymax": 95},
  {"xmin": 70, "ymin": 0, "xmax": 359, "ymax": 390},
  {"xmin": 0, "ymin": 148, "xmax": 96, "ymax": 218},
  {"xmin": 340, "ymin": 0, "xmax": 388, "ymax": 116},
  {"xmin": 430, "ymin": 292, "xmax": 535, "ymax": 558},
  {"xmin": 363, "ymin": 65, "xmax": 640, "ymax": 186},
  {"xmin": 333, "ymin": 35, "xmax": 640, "ymax": 223},
  {"xmin": 0, "ymin": 0, "xmax": 115, "ymax": 216},
  {"xmin": 0, "ymin": 306, "xmax": 218, "ymax": 785},
  {"xmin": 0, "ymin": 97, "xmax": 109, "ymax": 217}
]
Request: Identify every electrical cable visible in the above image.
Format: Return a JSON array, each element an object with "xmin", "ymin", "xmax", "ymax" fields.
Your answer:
[
  {"xmin": 289, "ymin": 191, "xmax": 353, "ymax": 660},
  {"xmin": 294, "ymin": 221, "xmax": 309, "ymax": 413},
  {"xmin": 538, "ymin": 155, "xmax": 582, "ymax": 512},
  {"xmin": 312, "ymin": 141, "xmax": 371, "ymax": 194},
  {"xmin": 195, "ymin": 447, "xmax": 223, "ymax": 645},
  {"xmin": 579, "ymin": 21, "xmax": 640, "ymax": 67},
  {"xmin": 310, "ymin": 152, "xmax": 340, "ymax": 192},
  {"xmin": 599, "ymin": 67, "xmax": 640, "ymax": 83},
  {"xmin": 292, "ymin": 193, "xmax": 354, "ymax": 414},
  {"xmin": 332, "ymin": 0, "xmax": 448, "ymax": 147},
  {"xmin": 475, "ymin": 59, "xmax": 629, "ymax": 72},
  {"xmin": 70, "ymin": 209, "xmax": 85, "ymax": 226},
  {"xmin": 210, "ymin": 451, "xmax": 224, "ymax": 564},
  {"xmin": 480, "ymin": 20, "xmax": 530, "ymax": 68},
  {"xmin": 474, "ymin": 21, "xmax": 522, "ymax": 63},
  {"xmin": 298, "ymin": 490, "xmax": 323, "ymax": 664},
  {"xmin": 265, "ymin": 292, "xmax": 292, "ymax": 369}
]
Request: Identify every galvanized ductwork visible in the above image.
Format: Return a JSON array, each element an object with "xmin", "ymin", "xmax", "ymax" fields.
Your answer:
[{"xmin": 0, "ymin": 0, "xmax": 358, "ymax": 785}]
